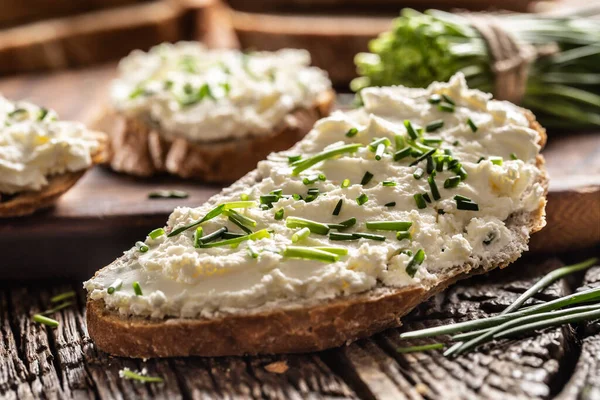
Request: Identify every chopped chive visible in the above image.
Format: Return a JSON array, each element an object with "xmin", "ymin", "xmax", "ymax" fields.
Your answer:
[
  {"xmin": 361, "ymin": 171, "xmax": 374, "ymax": 185},
  {"xmin": 197, "ymin": 227, "xmax": 227, "ymax": 244},
  {"xmin": 292, "ymin": 144, "xmax": 362, "ymax": 175},
  {"xmin": 271, "ymin": 189, "xmax": 283, "ymax": 196},
  {"xmin": 454, "ymin": 195, "xmax": 472, "ymax": 202},
  {"xmin": 50, "ymin": 291, "xmax": 76, "ymax": 303},
  {"xmin": 328, "ymin": 218, "xmax": 358, "ymax": 231},
  {"xmin": 292, "ymin": 227, "xmax": 311, "ymax": 243},
  {"xmin": 193, "ymin": 227, "xmax": 204, "ymax": 247},
  {"xmin": 510, "ymin": 152, "xmax": 519, "ymax": 160},
  {"xmin": 467, "ymin": 118, "xmax": 478, "ymax": 132},
  {"xmin": 168, "ymin": 204, "xmax": 225, "ymax": 237},
  {"xmin": 197, "ymin": 229, "xmax": 270, "ymax": 248},
  {"xmin": 135, "ymin": 241, "xmax": 149, "ymax": 253},
  {"xmin": 441, "ymin": 94, "xmax": 455, "ymax": 105},
  {"xmin": 38, "ymin": 108, "xmax": 49, "ymax": 121},
  {"xmin": 303, "ymin": 175, "xmax": 319, "ymax": 185},
  {"xmin": 223, "ymin": 201, "xmax": 257, "ymax": 210},
  {"xmin": 366, "ymin": 221, "xmax": 412, "ymax": 231},
  {"xmin": 226, "ymin": 209, "xmax": 257, "ymax": 227},
  {"xmin": 341, "ymin": 179, "xmax": 351, "ymax": 188},
  {"xmin": 395, "ymin": 134, "xmax": 405, "ymax": 149},
  {"xmin": 444, "ymin": 176, "xmax": 461, "ymax": 189},
  {"xmin": 411, "ymin": 149, "xmax": 423, "ymax": 158},
  {"xmin": 413, "ymin": 168, "xmax": 424, "ymax": 179},
  {"xmin": 345, "ymin": 127, "xmax": 359, "ymax": 137},
  {"xmin": 409, "ymin": 148, "xmax": 436, "ymax": 167},
  {"xmin": 319, "ymin": 173, "xmax": 326, "ymax": 181},
  {"xmin": 132, "ymin": 282, "xmax": 143, "ymax": 296},
  {"xmin": 453, "ymin": 140, "xmax": 460, "ymax": 146},
  {"xmin": 456, "ymin": 166, "xmax": 468, "ymax": 180},
  {"xmin": 260, "ymin": 194, "xmax": 279, "ymax": 206},
  {"xmin": 274, "ymin": 208, "xmax": 284, "ymax": 220},
  {"xmin": 414, "ymin": 194, "xmax": 427, "ymax": 209},
  {"xmin": 394, "ymin": 146, "xmax": 412, "ymax": 161},
  {"xmin": 286, "ymin": 217, "xmax": 330, "ymax": 235},
  {"xmin": 329, "ymin": 232, "xmax": 357, "ymax": 241},
  {"xmin": 456, "ymin": 199, "xmax": 479, "ymax": 211},
  {"xmin": 314, "ymin": 247, "xmax": 348, "ymax": 256},
  {"xmin": 33, "ymin": 314, "xmax": 59, "ymax": 328},
  {"xmin": 240, "ymin": 193, "xmax": 250, "ymax": 201},
  {"xmin": 332, "ymin": 199, "xmax": 343, "ymax": 216},
  {"xmin": 421, "ymin": 137, "xmax": 443, "ymax": 146},
  {"xmin": 120, "ymin": 368, "xmax": 164, "ymax": 383},
  {"xmin": 404, "ymin": 120, "xmax": 419, "ymax": 140},
  {"xmin": 292, "ymin": 194, "xmax": 302, "ymax": 200},
  {"xmin": 222, "ymin": 232, "xmax": 245, "ymax": 239},
  {"xmin": 107, "ymin": 279, "xmax": 123, "ymax": 295},
  {"xmin": 490, "ymin": 157, "xmax": 503, "ymax": 165},
  {"xmin": 477, "ymin": 157, "xmax": 485, "ymax": 164},
  {"xmin": 426, "ymin": 156, "xmax": 434, "ymax": 174},
  {"xmin": 148, "ymin": 228, "xmax": 165, "ymax": 240},
  {"xmin": 41, "ymin": 301, "xmax": 73, "ymax": 316},
  {"xmin": 375, "ymin": 143, "xmax": 386, "ymax": 160},
  {"xmin": 288, "ymin": 155, "xmax": 302, "ymax": 164},
  {"xmin": 444, "ymin": 148, "xmax": 452, "ymax": 156},
  {"xmin": 247, "ymin": 242, "xmax": 259, "ymax": 258},
  {"xmin": 425, "ymin": 120, "xmax": 444, "ymax": 132},
  {"xmin": 353, "ymin": 232, "xmax": 386, "ymax": 241},
  {"xmin": 227, "ymin": 214, "xmax": 253, "ymax": 235},
  {"xmin": 368, "ymin": 137, "xmax": 391, "ymax": 151},
  {"xmin": 385, "ymin": 202, "xmax": 396, "ymax": 207},
  {"xmin": 382, "ymin": 181, "xmax": 396, "ymax": 187},
  {"xmin": 283, "ymin": 246, "xmax": 339, "ymax": 263},
  {"xmin": 397, "ymin": 343, "xmax": 443, "ymax": 354},
  {"xmin": 396, "ymin": 231, "xmax": 412, "ymax": 241},
  {"xmin": 501, "ymin": 257, "xmax": 598, "ymax": 315},
  {"xmin": 356, "ymin": 193, "xmax": 369, "ymax": 206},
  {"xmin": 435, "ymin": 156, "xmax": 445, "ymax": 172},
  {"xmin": 406, "ymin": 249, "xmax": 425, "ymax": 277},
  {"xmin": 428, "ymin": 94, "xmax": 442, "ymax": 104},
  {"xmin": 438, "ymin": 102, "xmax": 455, "ymax": 113},
  {"xmin": 427, "ymin": 175, "xmax": 441, "ymax": 200}
]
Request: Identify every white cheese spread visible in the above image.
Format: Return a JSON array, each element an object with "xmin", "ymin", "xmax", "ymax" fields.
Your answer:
[
  {"xmin": 110, "ymin": 42, "xmax": 332, "ymax": 142},
  {"xmin": 86, "ymin": 74, "xmax": 545, "ymax": 319},
  {"xmin": 0, "ymin": 97, "xmax": 101, "ymax": 194}
]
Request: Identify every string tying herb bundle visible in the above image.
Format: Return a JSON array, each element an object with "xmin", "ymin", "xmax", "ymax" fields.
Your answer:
[{"xmin": 353, "ymin": 9, "xmax": 600, "ymax": 128}]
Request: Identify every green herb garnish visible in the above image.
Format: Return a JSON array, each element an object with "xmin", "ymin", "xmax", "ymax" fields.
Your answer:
[
  {"xmin": 135, "ymin": 241, "xmax": 149, "ymax": 252},
  {"xmin": 356, "ymin": 193, "xmax": 369, "ymax": 206},
  {"xmin": 332, "ymin": 199, "xmax": 343, "ymax": 216},
  {"xmin": 361, "ymin": 171, "xmax": 374, "ymax": 185},
  {"xmin": 283, "ymin": 246, "xmax": 339, "ymax": 263},
  {"xmin": 366, "ymin": 221, "xmax": 412, "ymax": 231},
  {"xmin": 132, "ymin": 281, "xmax": 143, "ymax": 296},
  {"xmin": 33, "ymin": 314, "xmax": 59, "ymax": 328},
  {"xmin": 406, "ymin": 249, "xmax": 425, "ymax": 277},
  {"xmin": 467, "ymin": 118, "xmax": 478, "ymax": 132},
  {"xmin": 414, "ymin": 193, "xmax": 427, "ymax": 209},
  {"xmin": 149, "ymin": 228, "xmax": 165, "ymax": 239},
  {"xmin": 286, "ymin": 217, "xmax": 330, "ymax": 235},
  {"xmin": 292, "ymin": 227, "xmax": 311, "ymax": 243},
  {"xmin": 107, "ymin": 279, "xmax": 123, "ymax": 295},
  {"xmin": 292, "ymin": 144, "xmax": 362, "ymax": 175}
]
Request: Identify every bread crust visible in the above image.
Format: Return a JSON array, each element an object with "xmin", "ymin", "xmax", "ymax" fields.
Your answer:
[
  {"xmin": 0, "ymin": 132, "xmax": 106, "ymax": 218},
  {"xmin": 97, "ymin": 90, "xmax": 335, "ymax": 183},
  {"xmin": 86, "ymin": 113, "xmax": 547, "ymax": 358}
]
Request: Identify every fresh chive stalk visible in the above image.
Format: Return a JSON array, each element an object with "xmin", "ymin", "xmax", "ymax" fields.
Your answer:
[
  {"xmin": 168, "ymin": 204, "xmax": 225, "ymax": 237},
  {"xmin": 413, "ymin": 168, "xmax": 424, "ymax": 179},
  {"xmin": 444, "ymin": 176, "xmax": 461, "ymax": 188},
  {"xmin": 501, "ymin": 257, "xmax": 598, "ymax": 315},
  {"xmin": 406, "ymin": 249, "xmax": 425, "ymax": 277},
  {"xmin": 409, "ymin": 148, "xmax": 437, "ymax": 167},
  {"xmin": 196, "ymin": 227, "xmax": 227, "ymax": 245}
]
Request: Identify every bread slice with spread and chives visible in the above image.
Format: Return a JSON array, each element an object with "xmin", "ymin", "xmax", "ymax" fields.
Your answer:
[
  {"xmin": 0, "ymin": 97, "xmax": 105, "ymax": 218},
  {"xmin": 97, "ymin": 41, "xmax": 334, "ymax": 182},
  {"xmin": 85, "ymin": 74, "xmax": 547, "ymax": 358}
]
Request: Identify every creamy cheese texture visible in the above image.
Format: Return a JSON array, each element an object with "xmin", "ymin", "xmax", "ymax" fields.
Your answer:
[
  {"xmin": 0, "ymin": 97, "xmax": 101, "ymax": 194},
  {"xmin": 86, "ymin": 74, "xmax": 545, "ymax": 319},
  {"xmin": 111, "ymin": 41, "xmax": 331, "ymax": 142}
]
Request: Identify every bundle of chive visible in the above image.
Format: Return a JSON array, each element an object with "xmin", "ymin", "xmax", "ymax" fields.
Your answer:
[
  {"xmin": 352, "ymin": 8, "xmax": 600, "ymax": 129},
  {"xmin": 397, "ymin": 257, "xmax": 600, "ymax": 356}
]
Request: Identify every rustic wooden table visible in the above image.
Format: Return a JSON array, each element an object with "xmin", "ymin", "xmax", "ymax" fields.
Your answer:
[{"xmin": 0, "ymin": 65, "xmax": 599, "ymax": 399}]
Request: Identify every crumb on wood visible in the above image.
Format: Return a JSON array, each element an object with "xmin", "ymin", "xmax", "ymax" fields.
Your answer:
[
  {"xmin": 415, "ymin": 383, "xmax": 429, "ymax": 395},
  {"xmin": 264, "ymin": 360, "xmax": 289, "ymax": 374}
]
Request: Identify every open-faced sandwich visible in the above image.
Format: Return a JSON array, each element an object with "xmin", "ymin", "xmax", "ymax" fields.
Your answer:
[
  {"xmin": 99, "ymin": 41, "xmax": 334, "ymax": 182},
  {"xmin": 0, "ymin": 97, "xmax": 105, "ymax": 218},
  {"xmin": 85, "ymin": 74, "xmax": 547, "ymax": 358}
]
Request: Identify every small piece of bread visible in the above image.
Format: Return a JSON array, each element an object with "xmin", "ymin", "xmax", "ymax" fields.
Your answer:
[
  {"xmin": 0, "ymin": 132, "xmax": 106, "ymax": 218},
  {"xmin": 86, "ymin": 111, "xmax": 547, "ymax": 358},
  {"xmin": 96, "ymin": 90, "xmax": 335, "ymax": 183}
]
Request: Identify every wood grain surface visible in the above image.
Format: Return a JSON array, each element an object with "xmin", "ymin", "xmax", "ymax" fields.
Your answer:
[
  {"xmin": 0, "ymin": 66, "xmax": 598, "ymax": 279},
  {"xmin": 0, "ymin": 254, "xmax": 598, "ymax": 399}
]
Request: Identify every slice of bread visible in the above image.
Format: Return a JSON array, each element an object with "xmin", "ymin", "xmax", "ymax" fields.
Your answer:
[
  {"xmin": 96, "ymin": 90, "xmax": 334, "ymax": 182},
  {"xmin": 0, "ymin": 132, "xmax": 106, "ymax": 218},
  {"xmin": 86, "ymin": 108, "xmax": 547, "ymax": 358}
]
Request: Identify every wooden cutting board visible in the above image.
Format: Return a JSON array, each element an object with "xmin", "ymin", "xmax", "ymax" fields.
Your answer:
[{"xmin": 0, "ymin": 65, "xmax": 598, "ymax": 279}]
